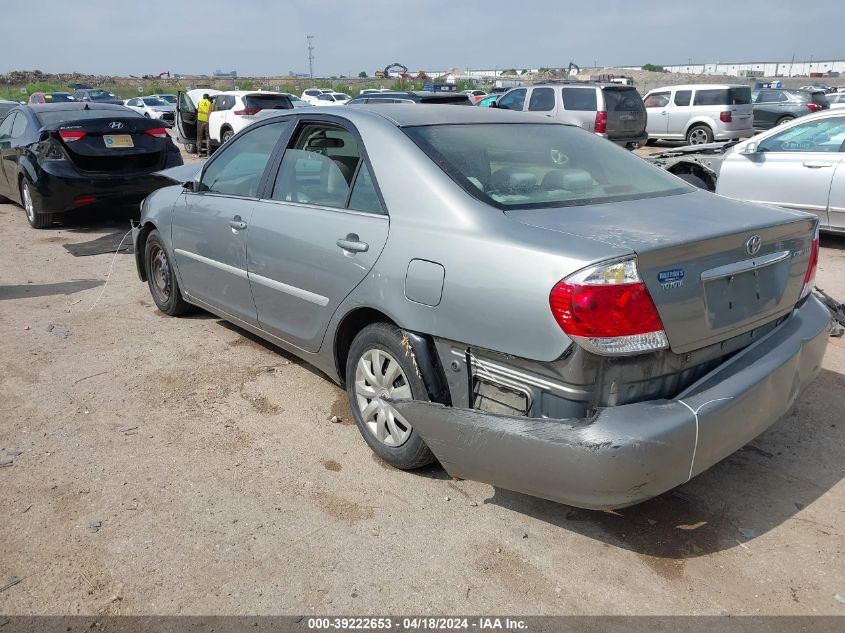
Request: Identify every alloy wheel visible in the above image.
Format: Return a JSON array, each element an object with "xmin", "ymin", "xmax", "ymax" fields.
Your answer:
[
  {"xmin": 354, "ymin": 349, "xmax": 413, "ymax": 447},
  {"xmin": 22, "ymin": 183, "xmax": 35, "ymax": 223},
  {"xmin": 688, "ymin": 128, "xmax": 709, "ymax": 144}
]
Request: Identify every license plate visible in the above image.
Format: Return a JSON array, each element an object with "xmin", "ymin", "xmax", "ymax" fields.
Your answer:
[
  {"xmin": 703, "ymin": 262, "xmax": 788, "ymax": 329},
  {"xmin": 103, "ymin": 134, "xmax": 134, "ymax": 148}
]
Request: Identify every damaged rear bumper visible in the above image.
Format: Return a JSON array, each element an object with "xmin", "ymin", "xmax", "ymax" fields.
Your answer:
[{"xmin": 393, "ymin": 296, "xmax": 832, "ymax": 510}]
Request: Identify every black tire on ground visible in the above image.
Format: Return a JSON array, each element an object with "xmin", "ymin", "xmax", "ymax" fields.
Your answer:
[
  {"xmin": 221, "ymin": 129, "xmax": 234, "ymax": 144},
  {"xmin": 184, "ymin": 143, "xmax": 197, "ymax": 154},
  {"xmin": 20, "ymin": 180, "xmax": 55, "ymax": 229},
  {"xmin": 645, "ymin": 138, "xmax": 658, "ymax": 146},
  {"xmin": 144, "ymin": 229, "xmax": 193, "ymax": 316},
  {"xmin": 776, "ymin": 116, "xmax": 795, "ymax": 126},
  {"xmin": 686, "ymin": 125, "xmax": 713, "ymax": 145},
  {"xmin": 345, "ymin": 322, "xmax": 436, "ymax": 470},
  {"xmin": 676, "ymin": 172, "xmax": 711, "ymax": 191}
]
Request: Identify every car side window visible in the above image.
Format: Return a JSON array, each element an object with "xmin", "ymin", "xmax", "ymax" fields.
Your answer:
[
  {"xmin": 644, "ymin": 92, "xmax": 670, "ymax": 108},
  {"xmin": 561, "ymin": 88, "xmax": 598, "ymax": 111},
  {"xmin": 198, "ymin": 121, "xmax": 288, "ymax": 197},
  {"xmin": 317, "ymin": 94, "xmax": 333, "ymax": 102},
  {"xmin": 673, "ymin": 90, "xmax": 691, "ymax": 107},
  {"xmin": 528, "ymin": 87, "xmax": 555, "ymax": 112},
  {"xmin": 10, "ymin": 113, "xmax": 29, "ymax": 139},
  {"xmin": 347, "ymin": 163, "xmax": 385, "ymax": 214},
  {"xmin": 0, "ymin": 113, "xmax": 16, "ymax": 138},
  {"xmin": 272, "ymin": 122, "xmax": 372, "ymax": 211},
  {"xmin": 497, "ymin": 89, "xmax": 526, "ymax": 111},
  {"xmin": 758, "ymin": 116, "xmax": 845, "ymax": 153}
]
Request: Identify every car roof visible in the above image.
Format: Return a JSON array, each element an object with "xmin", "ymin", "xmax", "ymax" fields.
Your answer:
[
  {"xmin": 216, "ymin": 90, "xmax": 287, "ymax": 97},
  {"xmin": 23, "ymin": 102, "xmax": 129, "ymax": 113},
  {"xmin": 310, "ymin": 103, "xmax": 560, "ymax": 127},
  {"xmin": 647, "ymin": 84, "xmax": 748, "ymax": 92}
]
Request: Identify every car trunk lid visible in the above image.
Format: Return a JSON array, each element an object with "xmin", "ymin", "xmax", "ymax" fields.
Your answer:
[
  {"xmin": 52, "ymin": 116, "xmax": 167, "ymax": 172},
  {"xmin": 602, "ymin": 86, "xmax": 647, "ymax": 139},
  {"xmin": 506, "ymin": 191, "xmax": 817, "ymax": 353}
]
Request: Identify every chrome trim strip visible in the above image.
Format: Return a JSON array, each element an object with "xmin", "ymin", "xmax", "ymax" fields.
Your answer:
[
  {"xmin": 174, "ymin": 249, "xmax": 248, "ymax": 279},
  {"xmin": 249, "ymin": 272, "xmax": 330, "ymax": 306},
  {"xmin": 700, "ymin": 250, "xmax": 791, "ymax": 281}
]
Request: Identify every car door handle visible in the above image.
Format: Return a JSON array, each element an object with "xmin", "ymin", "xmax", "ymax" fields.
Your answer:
[
  {"xmin": 802, "ymin": 161, "xmax": 832, "ymax": 168},
  {"xmin": 336, "ymin": 234, "xmax": 369, "ymax": 253},
  {"xmin": 229, "ymin": 216, "xmax": 247, "ymax": 231}
]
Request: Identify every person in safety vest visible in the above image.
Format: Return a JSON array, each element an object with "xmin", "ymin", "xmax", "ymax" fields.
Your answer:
[{"xmin": 196, "ymin": 93, "xmax": 212, "ymax": 150}]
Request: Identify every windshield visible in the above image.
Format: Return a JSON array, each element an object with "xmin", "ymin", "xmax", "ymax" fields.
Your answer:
[
  {"xmin": 142, "ymin": 97, "xmax": 169, "ymax": 106},
  {"xmin": 405, "ymin": 123, "xmax": 690, "ymax": 210},
  {"xmin": 332, "ymin": 94, "xmax": 350, "ymax": 101},
  {"xmin": 88, "ymin": 90, "xmax": 116, "ymax": 100},
  {"xmin": 36, "ymin": 109, "xmax": 144, "ymax": 126},
  {"xmin": 156, "ymin": 94, "xmax": 177, "ymax": 103}
]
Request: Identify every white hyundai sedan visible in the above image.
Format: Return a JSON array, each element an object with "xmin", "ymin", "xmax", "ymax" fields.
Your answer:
[{"xmin": 717, "ymin": 110, "xmax": 845, "ymax": 234}]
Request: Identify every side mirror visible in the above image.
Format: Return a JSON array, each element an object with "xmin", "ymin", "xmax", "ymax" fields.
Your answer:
[
  {"xmin": 490, "ymin": 101, "xmax": 500, "ymax": 109},
  {"xmin": 741, "ymin": 141, "xmax": 759, "ymax": 155},
  {"xmin": 183, "ymin": 180, "xmax": 195, "ymax": 191}
]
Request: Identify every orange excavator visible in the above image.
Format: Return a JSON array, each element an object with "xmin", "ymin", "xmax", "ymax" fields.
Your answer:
[{"xmin": 374, "ymin": 63, "xmax": 429, "ymax": 85}]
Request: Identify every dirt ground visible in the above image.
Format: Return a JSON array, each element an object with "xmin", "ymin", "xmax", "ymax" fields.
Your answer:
[{"xmin": 1, "ymin": 146, "xmax": 844, "ymax": 615}]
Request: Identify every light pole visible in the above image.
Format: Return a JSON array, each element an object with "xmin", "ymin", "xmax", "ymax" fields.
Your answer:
[{"xmin": 307, "ymin": 35, "xmax": 315, "ymax": 80}]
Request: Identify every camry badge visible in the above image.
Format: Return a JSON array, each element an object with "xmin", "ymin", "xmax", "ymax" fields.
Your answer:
[
  {"xmin": 745, "ymin": 234, "xmax": 762, "ymax": 256},
  {"xmin": 108, "ymin": 122, "xmax": 124, "ymax": 130}
]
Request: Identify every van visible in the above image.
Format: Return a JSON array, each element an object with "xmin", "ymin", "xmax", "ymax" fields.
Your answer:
[
  {"xmin": 495, "ymin": 82, "xmax": 648, "ymax": 148},
  {"xmin": 643, "ymin": 84, "xmax": 754, "ymax": 145}
]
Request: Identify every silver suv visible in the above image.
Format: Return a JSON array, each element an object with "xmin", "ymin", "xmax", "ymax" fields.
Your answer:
[
  {"xmin": 643, "ymin": 84, "xmax": 754, "ymax": 145},
  {"xmin": 494, "ymin": 82, "xmax": 647, "ymax": 148}
]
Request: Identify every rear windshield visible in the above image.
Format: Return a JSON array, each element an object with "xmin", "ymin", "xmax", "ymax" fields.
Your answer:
[
  {"xmin": 562, "ymin": 88, "xmax": 597, "ymax": 111},
  {"xmin": 405, "ymin": 123, "xmax": 689, "ymax": 210},
  {"xmin": 142, "ymin": 97, "xmax": 169, "ymax": 106},
  {"xmin": 244, "ymin": 94, "xmax": 293, "ymax": 110},
  {"xmin": 602, "ymin": 88, "xmax": 645, "ymax": 112},
  {"xmin": 419, "ymin": 96, "xmax": 472, "ymax": 105},
  {"xmin": 811, "ymin": 92, "xmax": 830, "ymax": 106},
  {"xmin": 693, "ymin": 87, "xmax": 751, "ymax": 106},
  {"xmin": 45, "ymin": 93, "xmax": 75, "ymax": 102},
  {"xmin": 35, "ymin": 109, "xmax": 143, "ymax": 126},
  {"xmin": 87, "ymin": 90, "xmax": 116, "ymax": 101}
]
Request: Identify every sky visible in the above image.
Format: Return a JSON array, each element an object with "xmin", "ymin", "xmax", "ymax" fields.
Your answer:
[{"xmin": 1, "ymin": 0, "xmax": 843, "ymax": 77}]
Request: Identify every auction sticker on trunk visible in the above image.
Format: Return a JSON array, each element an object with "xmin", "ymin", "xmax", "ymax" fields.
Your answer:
[
  {"xmin": 103, "ymin": 135, "xmax": 134, "ymax": 148},
  {"xmin": 658, "ymin": 268, "xmax": 685, "ymax": 290}
]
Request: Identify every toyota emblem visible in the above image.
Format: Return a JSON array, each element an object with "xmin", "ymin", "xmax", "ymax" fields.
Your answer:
[
  {"xmin": 745, "ymin": 234, "xmax": 762, "ymax": 256},
  {"xmin": 108, "ymin": 122, "xmax": 124, "ymax": 130}
]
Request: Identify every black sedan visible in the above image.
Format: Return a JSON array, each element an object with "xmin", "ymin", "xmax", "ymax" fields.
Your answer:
[{"xmin": 0, "ymin": 103, "xmax": 182, "ymax": 228}]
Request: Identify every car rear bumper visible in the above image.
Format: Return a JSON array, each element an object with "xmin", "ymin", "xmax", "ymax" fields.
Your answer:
[
  {"xmin": 713, "ymin": 127, "xmax": 754, "ymax": 140},
  {"xmin": 601, "ymin": 132, "xmax": 649, "ymax": 146},
  {"xmin": 393, "ymin": 295, "xmax": 831, "ymax": 510},
  {"xmin": 32, "ymin": 159, "xmax": 179, "ymax": 213}
]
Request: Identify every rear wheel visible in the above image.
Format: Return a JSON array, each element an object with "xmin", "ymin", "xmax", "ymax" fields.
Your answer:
[
  {"xmin": 221, "ymin": 128, "xmax": 234, "ymax": 144},
  {"xmin": 346, "ymin": 323, "xmax": 435, "ymax": 470},
  {"xmin": 144, "ymin": 230, "xmax": 192, "ymax": 316},
  {"xmin": 686, "ymin": 125, "xmax": 713, "ymax": 145},
  {"xmin": 20, "ymin": 181, "xmax": 54, "ymax": 229},
  {"xmin": 776, "ymin": 116, "xmax": 795, "ymax": 126}
]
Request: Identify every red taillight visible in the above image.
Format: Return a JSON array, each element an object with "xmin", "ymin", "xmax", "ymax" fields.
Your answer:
[
  {"xmin": 807, "ymin": 103, "xmax": 823, "ymax": 112},
  {"xmin": 59, "ymin": 130, "xmax": 86, "ymax": 142},
  {"xmin": 233, "ymin": 108, "xmax": 261, "ymax": 116},
  {"xmin": 594, "ymin": 111, "xmax": 607, "ymax": 134},
  {"xmin": 74, "ymin": 196, "xmax": 97, "ymax": 206},
  {"xmin": 145, "ymin": 128, "xmax": 168, "ymax": 138},
  {"xmin": 549, "ymin": 258, "xmax": 669, "ymax": 356},
  {"xmin": 801, "ymin": 225, "xmax": 820, "ymax": 299},
  {"xmin": 719, "ymin": 111, "xmax": 732, "ymax": 123}
]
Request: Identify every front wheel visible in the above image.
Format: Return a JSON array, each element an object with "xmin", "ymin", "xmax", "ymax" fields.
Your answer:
[
  {"xmin": 21, "ymin": 181, "xmax": 54, "ymax": 229},
  {"xmin": 686, "ymin": 125, "xmax": 713, "ymax": 145},
  {"xmin": 346, "ymin": 323, "xmax": 435, "ymax": 470},
  {"xmin": 144, "ymin": 229, "xmax": 192, "ymax": 316}
]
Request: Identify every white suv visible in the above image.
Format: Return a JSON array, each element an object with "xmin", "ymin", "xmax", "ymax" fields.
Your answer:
[
  {"xmin": 643, "ymin": 84, "xmax": 754, "ymax": 145},
  {"xmin": 208, "ymin": 91, "xmax": 293, "ymax": 144},
  {"xmin": 301, "ymin": 88, "xmax": 334, "ymax": 104}
]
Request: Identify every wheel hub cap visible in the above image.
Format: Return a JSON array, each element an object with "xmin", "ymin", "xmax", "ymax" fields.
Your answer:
[{"xmin": 354, "ymin": 349, "xmax": 413, "ymax": 447}]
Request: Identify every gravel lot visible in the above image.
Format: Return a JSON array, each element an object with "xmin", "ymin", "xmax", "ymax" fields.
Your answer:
[{"xmin": 1, "ymin": 142, "xmax": 844, "ymax": 615}]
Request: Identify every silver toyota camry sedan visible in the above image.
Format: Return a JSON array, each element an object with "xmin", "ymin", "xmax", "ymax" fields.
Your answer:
[{"xmin": 133, "ymin": 105, "xmax": 830, "ymax": 509}]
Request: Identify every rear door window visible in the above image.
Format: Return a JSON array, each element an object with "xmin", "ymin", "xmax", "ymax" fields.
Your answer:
[
  {"xmin": 673, "ymin": 90, "xmax": 692, "ymax": 106},
  {"xmin": 694, "ymin": 88, "xmax": 751, "ymax": 106},
  {"xmin": 528, "ymin": 87, "xmax": 555, "ymax": 112},
  {"xmin": 347, "ymin": 163, "xmax": 385, "ymax": 214},
  {"xmin": 11, "ymin": 113, "xmax": 29, "ymax": 139},
  {"xmin": 561, "ymin": 88, "xmax": 597, "ymax": 111}
]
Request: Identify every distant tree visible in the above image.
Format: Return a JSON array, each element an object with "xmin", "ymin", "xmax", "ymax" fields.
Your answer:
[
  {"xmin": 538, "ymin": 67, "xmax": 550, "ymax": 74},
  {"xmin": 641, "ymin": 64, "xmax": 666, "ymax": 73},
  {"xmin": 501, "ymin": 69, "xmax": 516, "ymax": 75},
  {"xmin": 358, "ymin": 71, "xmax": 368, "ymax": 78}
]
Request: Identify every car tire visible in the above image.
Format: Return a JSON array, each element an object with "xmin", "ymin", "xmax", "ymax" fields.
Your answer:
[
  {"xmin": 144, "ymin": 113, "xmax": 150, "ymax": 118},
  {"xmin": 645, "ymin": 138, "xmax": 658, "ymax": 146},
  {"xmin": 144, "ymin": 229, "xmax": 193, "ymax": 316},
  {"xmin": 184, "ymin": 142, "xmax": 197, "ymax": 154},
  {"xmin": 20, "ymin": 180, "xmax": 54, "ymax": 229},
  {"xmin": 776, "ymin": 116, "xmax": 795, "ymax": 126},
  {"xmin": 345, "ymin": 322, "xmax": 436, "ymax": 470},
  {"xmin": 686, "ymin": 125, "xmax": 713, "ymax": 145},
  {"xmin": 676, "ymin": 172, "xmax": 711, "ymax": 190},
  {"xmin": 221, "ymin": 129, "xmax": 234, "ymax": 144}
]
